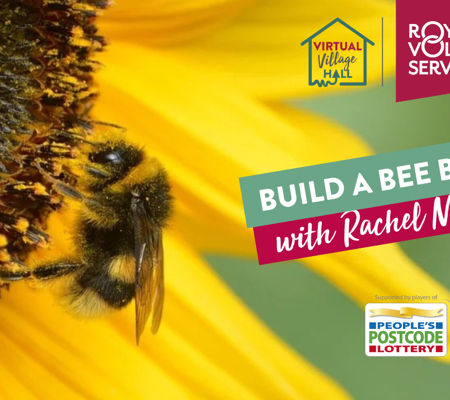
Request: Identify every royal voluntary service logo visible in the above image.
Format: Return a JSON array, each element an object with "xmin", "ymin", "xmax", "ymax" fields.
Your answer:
[
  {"xmin": 397, "ymin": 0, "xmax": 450, "ymax": 101},
  {"xmin": 365, "ymin": 303, "xmax": 447, "ymax": 357},
  {"xmin": 301, "ymin": 18, "xmax": 374, "ymax": 87}
]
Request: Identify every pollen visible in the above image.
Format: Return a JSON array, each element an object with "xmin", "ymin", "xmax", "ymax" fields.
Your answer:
[
  {"xmin": 0, "ymin": 235, "xmax": 8, "ymax": 248},
  {"xmin": 13, "ymin": 219, "xmax": 29, "ymax": 234},
  {"xmin": 33, "ymin": 183, "xmax": 49, "ymax": 197},
  {"xmin": 0, "ymin": 0, "xmax": 109, "ymax": 267},
  {"xmin": 0, "ymin": 250, "xmax": 11, "ymax": 263}
]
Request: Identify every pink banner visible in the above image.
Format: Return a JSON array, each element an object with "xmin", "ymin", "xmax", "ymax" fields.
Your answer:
[
  {"xmin": 254, "ymin": 195, "xmax": 450, "ymax": 265},
  {"xmin": 397, "ymin": 0, "xmax": 450, "ymax": 102}
]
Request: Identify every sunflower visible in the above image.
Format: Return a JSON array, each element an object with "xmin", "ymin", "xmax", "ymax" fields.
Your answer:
[{"xmin": 0, "ymin": 0, "xmax": 449, "ymax": 399}]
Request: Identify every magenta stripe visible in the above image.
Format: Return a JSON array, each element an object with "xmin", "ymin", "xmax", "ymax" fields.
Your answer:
[{"xmin": 254, "ymin": 195, "xmax": 450, "ymax": 265}]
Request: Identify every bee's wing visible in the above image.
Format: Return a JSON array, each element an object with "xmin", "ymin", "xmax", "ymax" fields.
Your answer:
[{"xmin": 131, "ymin": 198, "xmax": 164, "ymax": 344}]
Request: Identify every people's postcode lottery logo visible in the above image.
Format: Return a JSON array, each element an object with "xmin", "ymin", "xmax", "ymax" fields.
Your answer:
[{"xmin": 365, "ymin": 303, "xmax": 447, "ymax": 357}]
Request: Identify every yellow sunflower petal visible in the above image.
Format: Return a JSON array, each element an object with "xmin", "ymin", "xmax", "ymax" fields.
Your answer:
[
  {"xmin": 4, "ymin": 210, "xmax": 353, "ymax": 400},
  {"xmin": 117, "ymin": 233, "xmax": 353, "ymax": 400},
  {"xmin": 102, "ymin": 0, "xmax": 395, "ymax": 99},
  {"xmin": 94, "ymin": 43, "xmax": 450, "ymax": 363},
  {"xmin": 99, "ymin": 0, "xmax": 256, "ymax": 45},
  {"xmin": 1, "ymin": 285, "xmax": 193, "ymax": 399}
]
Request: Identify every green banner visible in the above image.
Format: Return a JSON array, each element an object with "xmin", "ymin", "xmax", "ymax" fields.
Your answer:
[{"xmin": 239, "ymin": 143, "xmax": 450, "ymax": 228}]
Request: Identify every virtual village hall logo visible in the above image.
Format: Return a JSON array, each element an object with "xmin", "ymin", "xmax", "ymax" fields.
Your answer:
[{"xmin": 301, "ymin": 18, "xmax": 374, "ymax": 87}]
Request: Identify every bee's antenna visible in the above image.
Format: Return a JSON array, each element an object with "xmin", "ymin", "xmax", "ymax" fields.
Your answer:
[
  {"xmin": 33, "ymin": 160, "xmax": 85, "ymax": 201},
  {"xmin": 33, "ymin": 160, "xmax": 105, "ymax": 210},
  {"xmin": 84, "ymin": 165, "xmax": 110, "ymax": 178}
]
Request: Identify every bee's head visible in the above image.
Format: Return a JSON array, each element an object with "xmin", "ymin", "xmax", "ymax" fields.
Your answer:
[
  {"xmin": 86, "ymin": 140, "xmax": 144, "ymax": 191},
  {"xmin": 84, "ymin": 139, "xmax": 172, "ymax": 229}
]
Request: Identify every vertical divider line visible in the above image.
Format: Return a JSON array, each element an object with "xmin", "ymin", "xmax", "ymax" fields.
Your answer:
[{"xmin": 382, "ymin": 17, "xmax": 384, "ymax": 86}]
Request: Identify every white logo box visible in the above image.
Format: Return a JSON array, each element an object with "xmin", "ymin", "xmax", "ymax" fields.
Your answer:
[{"xmin": 365, "ymin": 303, "xmax": 447, "ymax": 357}]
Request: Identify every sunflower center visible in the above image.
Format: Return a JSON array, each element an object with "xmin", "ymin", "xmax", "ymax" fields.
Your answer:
[{"xmin": 0, "ymin": 0, "xmax": 107, "ymax": 267}]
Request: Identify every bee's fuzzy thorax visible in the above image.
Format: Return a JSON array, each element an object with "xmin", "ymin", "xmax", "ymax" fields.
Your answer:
[{"xmin": 0, "ymin": 0, "xmax": 108, "ymax": 266}]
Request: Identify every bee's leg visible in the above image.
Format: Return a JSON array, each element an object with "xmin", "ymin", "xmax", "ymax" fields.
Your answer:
[
  {"xmin": 0, "ymin": 261, "xmax": 31, "ymax": 282},
  {"xmin": 0, "ymin": 261, "xmax": 80, "ymax": 282},
  {"xmin": 0, "ymin": 262, "xmax": 81, "ymax": 301},
  {"xmin": 31, "ymin": 261, "xmax": 82, "ymax": 281}
]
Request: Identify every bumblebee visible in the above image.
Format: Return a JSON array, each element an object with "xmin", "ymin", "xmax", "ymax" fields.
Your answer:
[{"xmin": 0, "ymin": 134, "xmax": 172, "ymax": 343}]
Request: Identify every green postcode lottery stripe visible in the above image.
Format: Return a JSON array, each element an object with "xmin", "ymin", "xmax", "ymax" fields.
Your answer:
[{"xmin": 239, "ymin": 142, "xmax": 450, "ymax": 228}]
